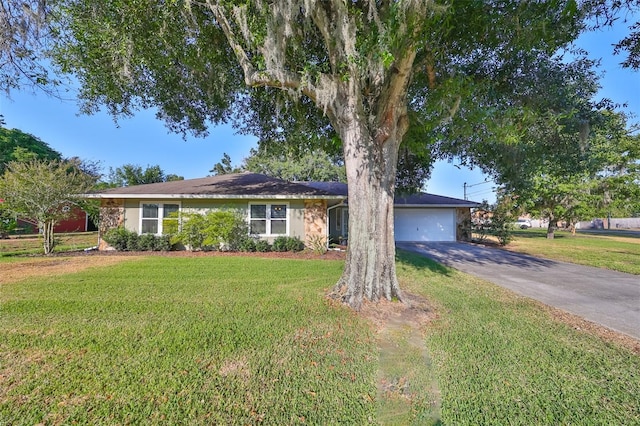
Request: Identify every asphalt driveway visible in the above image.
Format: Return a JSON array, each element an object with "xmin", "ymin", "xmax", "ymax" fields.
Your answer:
[{"xmin": 397, "ymin": 242, "xmax": 640, "ymax": 340}]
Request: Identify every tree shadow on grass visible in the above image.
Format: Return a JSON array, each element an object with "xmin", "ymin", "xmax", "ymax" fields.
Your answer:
[
  {"xmin": 397, "ymin": 242, "xmax": 557, "ymax": 271},
  {"xmin": 396, "ymin": 249, "xmax": 454, "ymax": 277},
  {"xmin": 512, "ymin": 230, "xmax": 572, "ymax": 239}
]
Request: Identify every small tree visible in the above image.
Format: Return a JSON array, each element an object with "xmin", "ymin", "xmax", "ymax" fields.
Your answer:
[
  {"xmin": 0, "ymin": 159, "xmax": 96, "ymax": 254},
  {"xmin": 209, "ymin": 153, "xmax": 241, "ymax": 176},
  {"xmin": 176, "ymin": 210, "xmax": 248, "ymax": 251},
  {"xmin": 490, "ymin": 198, "xmax": 517, "ymax": 246},
  {"xmin": 472, "ymin": 198, "xmax": 516, "ymax": 246},
  {"xmin": 0, "ymin": 203, "xmax": 16, "ymax": 238}
]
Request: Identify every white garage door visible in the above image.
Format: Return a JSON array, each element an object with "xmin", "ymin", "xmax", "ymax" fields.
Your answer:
[{"xmin": 394, "ymin": 208, "xmax": 456, "ymax": 242}]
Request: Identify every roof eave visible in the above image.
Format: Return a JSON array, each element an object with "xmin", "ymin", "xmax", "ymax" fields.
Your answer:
[
  {"xmin": 83, "ymin": 193, "xmax": 346, "ymax": 200},
  {"xmin": 395, "ymin": 203, "xmax": 480, "ymax": 208}
]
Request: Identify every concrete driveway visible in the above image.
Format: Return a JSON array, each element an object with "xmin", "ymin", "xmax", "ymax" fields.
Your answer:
[{"xmin": 397, "ymin": 242, "xmax": 640, "ymax": 340}]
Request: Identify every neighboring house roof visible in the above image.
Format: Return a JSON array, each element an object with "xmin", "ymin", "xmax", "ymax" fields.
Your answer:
[
  {"xmin": 88, "ymin": 172, "xmax": 346, "ymax": 200},
  {"xmin": 300, "ymin": 181, "xmax": 480, "ymax": 208},
  {"xmin": 88, "ymin": 172, "xmax": 479, "ymax": 207}
]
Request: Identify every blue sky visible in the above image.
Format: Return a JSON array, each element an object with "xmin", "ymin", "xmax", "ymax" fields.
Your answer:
[{"xmin": 1, "ymin": 17, "xmax": 637, "ymax": 204}]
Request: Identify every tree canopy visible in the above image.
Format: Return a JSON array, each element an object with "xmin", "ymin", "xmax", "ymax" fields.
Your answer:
[
  {"xmin": 0, "ymin": 126, "xmax": 61, "ymax": 174},
  {"xmin": 479, "ymin": 94, "xmax": 639, "ymax": 237},
  {"xmin": 209, "ymin": 152, "xmax": 241, "ymax": 176},
  {"xmin": 587, "ymin": 0, "xmax": 640, "ymax": 69},
  {"xmin": 107, "ymin": 163, "xmax": 184, "ymax": 187}
]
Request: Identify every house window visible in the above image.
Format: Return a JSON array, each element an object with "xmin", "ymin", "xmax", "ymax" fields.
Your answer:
[
  {"xmin": 249, "ymin": 203, "xmax": 288, "ymax": 236},
  {"xmin": 140, "ymin": 202, "xmax": 180, "ymax": 235}
]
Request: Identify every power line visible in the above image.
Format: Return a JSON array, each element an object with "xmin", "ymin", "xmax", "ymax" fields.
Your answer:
[{"xmin": 463, "ymin": 180, "xmax": 492, "ymax": 200}]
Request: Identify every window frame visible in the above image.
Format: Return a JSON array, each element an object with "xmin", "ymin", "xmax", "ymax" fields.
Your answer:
[
  {"xmin": 248, "ymin": 202, "xmax": 290, "ymax": 236},
  {"xmin": 139, "ymin": 201, "xmax": 181, "ymax": 235}
]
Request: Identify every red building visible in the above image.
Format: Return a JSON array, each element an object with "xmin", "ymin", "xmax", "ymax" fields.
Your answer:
[{"xmin": 15, "ymin": 206, "xmax": 97, "ymax": 234}]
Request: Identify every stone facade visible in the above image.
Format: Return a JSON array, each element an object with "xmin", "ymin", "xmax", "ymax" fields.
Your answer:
[
  {"xmin": 98, "ymin": 198, "xmax": 124, "ymax": 250},
  {"xmin": 303, "ymin": 199, "xmax": 327, "ymax": 248},
  {"xmin": 456, "ymin": 207, "xmax": 472, "ymax": 242}
]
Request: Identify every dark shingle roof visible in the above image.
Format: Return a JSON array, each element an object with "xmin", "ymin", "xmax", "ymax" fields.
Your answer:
[
  {"xmin": 92, "ymin": 173, "xmax": 344, "ymax": 199},
  {"xmin": 394, "ymin": 192, "xmax": 480, "ymax": 207},
  {"xmin": 299, "ymin": 181, "xmax": 348, "ymax": 196},
  {"xmin": 90, "ymin": 173, "xmax": 479, "ymax": 206},
  {"xmin": 300, "ymin": 181, "xmax": 479, "ymax": 207}
]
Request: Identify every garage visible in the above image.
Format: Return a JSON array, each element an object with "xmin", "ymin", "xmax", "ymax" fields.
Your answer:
[
  {"xmin": 303, "ymin": 181, "xmax": 479, "ymax": 243},
  {"xmin": 394, "ymin": 208, "xmax": 456, "ymax": 242}
]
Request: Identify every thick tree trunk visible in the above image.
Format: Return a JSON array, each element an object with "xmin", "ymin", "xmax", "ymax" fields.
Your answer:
[{"xmin": 331, "ymin": 117, "xmax": 403, "ymax": 310}]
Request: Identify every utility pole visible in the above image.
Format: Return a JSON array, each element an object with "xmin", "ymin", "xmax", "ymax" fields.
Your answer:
[{"xmin": 464, "ymin": 180, "xmax": 491, "ymax": 201}]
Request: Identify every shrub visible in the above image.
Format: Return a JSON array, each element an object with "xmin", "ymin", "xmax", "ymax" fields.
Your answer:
[
  {"xmin": 102, "ymin": 227, "xmax": 131, "ymax": 251},
  {"xmin": 162, "ymin": 216, "xmax": 180, "ymax": 235},
  {"xmin": 472, "ymin": 200, "xmax": 515, "ymax": 246},
  {"xmin": 286, "ymin": 236, "xmax": 305, "ymax": 252},
  {"xmin": 126, "ymin": 232, "xmax": 140, "ymax": 251},
  {"xmin": 491, "ymin": 220, "xmax": 515, "ymax": 246},
  {"xmin": 177, "ymin": 213, "xmax": 207, "ymax": 250},
  {"xmin": 102, "ymin": 227, "xmax": 172, "ymax": 251},
  {"xmin": 153, "ymin": 235, "xmax": 172, "ymax": 251},
  {"xmin": 224, "ymin": 217, "xmax": 252, "ymax": 252},
  {"xmin": 272, "ymin": 236, "xmax": 288, "ymax": 252},
  {"xmin": 255, "ymin": 239, "xmax": 271, "ymax": 252},
  {"xmin": 273, "ymin": 236, "xmax": 305, "ymax": 252},
  {"xmin": 138, "ymin": 234, "xmax": 156, "ymax": 251},
  {"xmin": 176, "ymin": 210, "xmax": 250, "ymax": 251},
  {"xmin": 306, "ymin": 234, "xmax": 327, "ymax": 254},
  {"xmin": 237, "ymin": 236, "xmax": 257, "ymax": 252}
]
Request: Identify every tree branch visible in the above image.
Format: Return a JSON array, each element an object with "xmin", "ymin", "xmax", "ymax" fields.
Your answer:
[{"xmin": 201, "ymin": 1, "xmax": 338, "ymax": 118}]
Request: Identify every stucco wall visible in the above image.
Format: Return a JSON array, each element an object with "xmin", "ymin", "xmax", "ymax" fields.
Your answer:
[
  {"xmin": 105, "ymin": 198, "xmax": 309, "ymax": 243},
  {"xmin": 182, "ymin": 198, "xmax": 307, "ymax": 242}
]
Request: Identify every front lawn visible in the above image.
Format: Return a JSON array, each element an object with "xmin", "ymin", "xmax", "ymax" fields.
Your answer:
[
  {"xmin": 0, "ymin": 232, "xmax": 98, "ymax": 257},
  {"xmin": 2, "ymin": 253, "xmax": 639, "ymax": 424},
  {"xmin": 398, "ymin": 251, "xmax": 639, "ymax": 424},
  {"xmin": 1, "ymin": 256, "xmax": 376, "ymax": 424},
  {"xmin": 506, "ymin": 229, "xmax": 640, "ymax": 274}
]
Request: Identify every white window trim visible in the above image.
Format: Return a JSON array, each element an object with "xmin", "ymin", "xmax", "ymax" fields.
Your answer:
[
  {"xmin": 248, "ymin": 202, "xmax": 290, "ymax": 236},
  {"xmin": 139, "ymin": 201, "xmax": 181, "ymax": 235}
]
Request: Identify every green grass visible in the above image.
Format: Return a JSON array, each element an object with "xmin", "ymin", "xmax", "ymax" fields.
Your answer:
[
  {"xmin": 505, "ymin": 229, "xmax": 640, "ymax": 274},
  {"xmin": 2, "ymin": 253, "xmax": 639, "ymax": 424},
  {"xmin": 398, "ymin": 250, "xmax": 640, "ymax": 425},
  {"xmin": 376, "ymin": 319, "xmax": 441, "ymax": 425},
  {"xmin": 1, "ymin": 257, "xmax": 377, "ymax": 424},
  {"xmin": 0, "ymin": 232, "xmax": 98, "ymax": 257}
]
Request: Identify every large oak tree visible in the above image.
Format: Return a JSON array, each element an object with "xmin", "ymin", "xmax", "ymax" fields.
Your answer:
[{"xmin": 40, "ymin": 0, "xmax": 586, "ymax": 308}]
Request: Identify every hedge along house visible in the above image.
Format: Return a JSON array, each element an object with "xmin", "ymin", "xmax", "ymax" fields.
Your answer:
[{"xmin": 87, "ymin": 172, "xmax": 479, "ymax": 250}]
